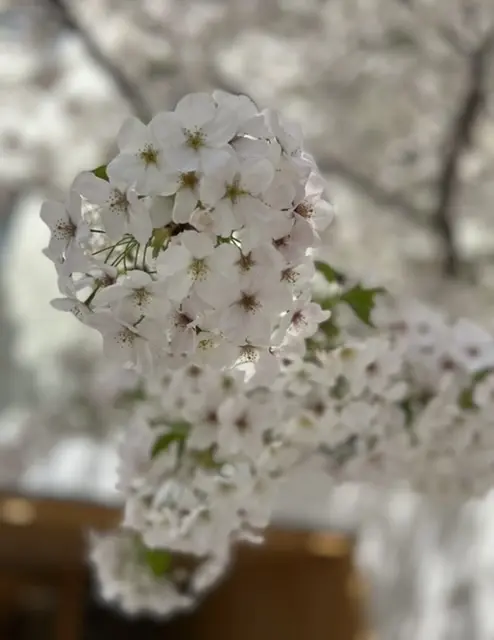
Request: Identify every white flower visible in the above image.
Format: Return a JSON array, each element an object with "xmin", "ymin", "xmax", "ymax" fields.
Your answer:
[
  {"xmin": 107, "ymin": 116, "xmax": 170, "ymax": 195},
  {"xmin": 450, "ymin": 318, "xmax": 494, "ymax": 374},
  {"xmin": 293, "ymin": 171, "xmax": 334, "ymax": 233},
  {"xmin": 89, "ymin": 530, "xmax": 194, "ymax": 618},
  {"xmin": 75, "ymin": 171, "xmax": 153, "ymax": 244},
  {"xmin": 152, "ymin": 93, "xmax": 237, "ymax": 173},
  {"xmin": 166, "ymin": 296, "xmax": 201, "ymax": 357},
  {"xmin": 157, "ymin": 231, "xmax": 234, "ymax": 302},
  {"xmin": 207, "ymin": 271, "xmax": 293, "ymax": 343},
  {"xmin": 92, "ymin": 270, "xmax": 169, "ymax": 322},
  {"xmin": 40, "ymin": 189, "xmax": 89, "ymax": 260},
  {"xmin": 91, "ymin": 311, "xmax": 155, "ymax": 373},
  {"xmin": 217, "ymin": 393, "xmax": 278, "ymax": 458},
  {"xmin": 200, "ymin": 156, "xmax": 274, "ymax": 230},
  {"xmin": 276, "ymin": 295, "xmax": 330, "ymax": 341},
  {"xmin": 272, "ymin": 216, "xmax": 315, "ymax": 264}
]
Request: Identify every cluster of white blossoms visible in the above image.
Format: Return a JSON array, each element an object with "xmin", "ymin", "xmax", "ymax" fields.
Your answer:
[
  {"xmin": 89, "ymin": 528, "xmax": 230, "ymax": 619},
  {"xmin": 41, "ymin": 90, "xmax": 333, "ymax": 383},
  {"xmin": 40, "ymin": 90, "xmax": 494, "ymax": 619}
]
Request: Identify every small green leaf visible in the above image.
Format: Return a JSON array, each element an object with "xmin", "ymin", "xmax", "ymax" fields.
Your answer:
[
  {"xmin": 151, "ymin": 421, "xmax": 190, "ymax": 458},
  {"xmin": 92, "ymin": 164, "xmax": 109, "ymax": 181},
  {"xmin": 458, "ymin": 368, "xmax": 493, "ymax": 410},
  {"xmin": 191, "ymin": 445, "xmax": 221, "ymax": 470},
  {"xmin": 315, "ymin": 261, "xmax": 347, "ymax": 285},
  {"xmin": 144, "ymin": 548, "xmax": 172, "ymax": 577},
  {"xmin": 340, "ymin": 285, "xmax": 385, "ymax": 327},
  {"xmin": 458, "ymin": 387, "xmax": 475, "ymax": 410},
  {"xmin": 151, "ymin": 227, "xmax": 170, "ymax": 259},
  {"xmin": 319, "ymin": 317, "xmax": 340, "ymax": 340}
]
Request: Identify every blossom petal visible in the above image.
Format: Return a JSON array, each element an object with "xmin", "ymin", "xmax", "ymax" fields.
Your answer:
[
  {"xmin": 175, "ymin": 93, "xmax": 216, "ymax": 129},
  {"xmin": 117, "ymin": 117, "xmax": 148, "ymax": 151},
  {"xmin": 74, "ymin": 172, "xmax": 112, "ymax": 205}
]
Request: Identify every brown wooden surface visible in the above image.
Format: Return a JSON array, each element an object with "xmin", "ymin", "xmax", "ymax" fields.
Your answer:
[{"xmin": 0, "ymin": 492, "xmax": 364, "ymax": 639}]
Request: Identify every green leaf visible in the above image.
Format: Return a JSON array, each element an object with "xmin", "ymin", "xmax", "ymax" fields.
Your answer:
[
  {"xmin": 144, "ymin": 548, "xmax": 172, "ymax": 577},
  {"xmin": 191, "ymin": 445, "xmax": 221, "ymax": 470},
  {"xmin": 315, "ymin": 261, "xmax": 347, "ymax": 285},
  {"xmin": 340, "ymin": 285, "xmax": 385, "ymax": 327},
  {"xmin": 151, "ymin": 227, "xmax": 170, "ymax": 259},
  {"xmin": 458, "ymin": 368, "xmax": 493, "ymax": 410},
  {"xmin": 92, "ymin": 164, "xmax": 109, "ymax": 181},
  {"xmin": 151, "ymin": 421, "xmax": 190, "ymax": 458}
]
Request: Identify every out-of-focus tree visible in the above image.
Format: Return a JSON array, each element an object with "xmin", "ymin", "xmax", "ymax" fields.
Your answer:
[{"xmin": 3, "ymin": 0, "xmax": 494, "ymax": 303}]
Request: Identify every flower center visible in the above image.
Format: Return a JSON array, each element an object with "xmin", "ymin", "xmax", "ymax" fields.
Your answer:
[
  {"xmin": 108, "ymin": 189, "xmax": 129, "ymax": 215},
  {"xmin": 281, "ymin": 267, "xmax": 298, "ymax": 283},
  {"xmin": 179, "ymin": 171, "xmax": 199, "ymax": 190},
  {"xmin": 116, "ymin": 327, "xmax": 137, "ymax": 347},
  {"xmin": 225, "ymin": 179, "xmax": 247, "ymax": 204},
  {"xmin": 294, "ymin": 201, "xmax": 313, "ymax": 219},
  {"xmin": 234, "ymin": 413, "xmax": 250, "ymax": 432},
  {"xmin": 188, "ymin": 257, "xmax": 209, "ymax": 281},
  {"xmin": 133, "ymin": 288, "xmax": 151, "ymax": 307},
  {"xmin": 139, "ymin": 144, "xmax": 159, "ymax": 166},
  {"xmin": 54, "ymin": 220, "xmax": 76, "ymax": 240},
  {"xmin": 236, "ymin": 291, "xmax": 261, "ymax": 314},
  {"xmin": 238, "ymin": 345, "xmax": 258, "ymax": 363},
  {"xmin": 174, "ymin": 311, "xmax": 193, "ymax": 329},
  {"xmin": 236, "ymin": 251, "xmax": 256, "ymax": 273},
  {"xmin": 291, "ymin": 310, "xmax": 306, "ymax": 328},
  {"xmin": 185, "ymin": 129, "xmax": 206, "ymax": 150}
]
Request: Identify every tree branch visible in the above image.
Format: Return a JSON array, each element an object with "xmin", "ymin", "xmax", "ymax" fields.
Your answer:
[
  {"xmin": 433, "ymin": 34, "xmax": 493, "ymax": 277},
  {"xmin": 44, "ymin": 0, "xmax": 153, "ymax": 123},
  {"xmin": 316, "ymin": 156, "xmax": 428, "ymax": 223}
]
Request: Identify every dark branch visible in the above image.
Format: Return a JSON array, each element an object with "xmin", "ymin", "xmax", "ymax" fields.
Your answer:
[
  {"xmin": 316, "ymin": 156, "xmax": 427, "ymax": 223},
  {"xmin": 44, "ymin": 0, "xmax": 152, "ymax": 123},
  {"xmin": 433, "ymin": 34, "xmax": 493, "ymax": 277}
]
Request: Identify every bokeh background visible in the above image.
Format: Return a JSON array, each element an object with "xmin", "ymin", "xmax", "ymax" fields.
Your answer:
[{"xmin": 1, "ymin": 0, "xmax": 494, "ymax": 637}]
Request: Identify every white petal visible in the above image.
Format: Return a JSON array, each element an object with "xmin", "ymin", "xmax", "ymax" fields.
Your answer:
[
  {"xmin": 128, "ymin": 211, "xmax": 153, "ymax": 244},
  {"xmin": 211, "ymin": 200, "xmax": 239, "ymax": 236},
  {"xmin": 167, "ymin": 273, "xmax": 193, "ymax": 301},
  {"xmin": 209, "ymin": 242, "xmax": 239, "ymax": 273},
  {"xmin": 150, "ymin": 196, "xmax": 174, "ymax": 227},
  {"xmin": 150, "ymin": 111, "xmax": 184, "ymax": 146},
  {"xmin": 107, "ymin": 153, "xmax": 143, "ymax": 188},
  {"xmin": 73, "ymin": 172, "xmax": 112, "ymax": 205},
  {"xmin": 172, "ymin": 188, "xmax": 197, "ymax": 223},
  {"xmin": 158, "ymin": 170, "xmax": 181, "ymax": 196},
  {"xmin": 67, "ymin": 189, "xmax": 83, "ymax": 224},
  {"xmin": 117, "ymin": 117, "xmax": 148, "ymax": 151},
  {"xmin": 175, "ymin": 93, "xmax": 216, "ymax": 129},
  {"xmin": 204, "ymin": 109, "xmax": 238, "ymax": 145},
  {"xmin": 100, "ymin": 207, "xmax": 126, "ymax": 242},
  {"xmin": 199, "ymin": 175, "xmax": 227, "ymax": 207},
  {"xmin": 40, "ymin": 201, "xmax": 67, "ymax": 229},
  {"xmin": 125, "ymin": 270, "xmax": 153, "ymax": 288},
  {"xmin": 167, "ymin": 146, "xmax": 199, "ymax": 172},
  {"xmin": 158, "ymin": 244, "xmax": 191, "ymax": 276},
  {"xmin": 199, "ymin": 147, "xmax": 232, "ymax": 174},
  {"xmin": 180, "ymin": 231, "xmax": 215, "ymax": 258},
  {"xmin": 240, "ymin": 159, "xmax": 274, "ymax": 194},
  {"xmin": 92, "ymin": 284, "xmax": 128, "ymax": 307}
]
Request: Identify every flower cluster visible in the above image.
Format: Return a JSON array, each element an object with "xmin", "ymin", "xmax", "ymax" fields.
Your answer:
[
  {"xmin": 41, "ymin": 90, "xmax": 494, "ymax": 620},
  {"xmin": 41, "ymin": 91, "xmax": 333, "ymax": 382},
  {"xmin": 89, "ymin": 528, "xmax": 229, "ymax": 619}
]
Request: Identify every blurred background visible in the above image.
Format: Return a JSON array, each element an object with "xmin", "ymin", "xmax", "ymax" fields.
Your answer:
[{"xmin": 1, "ymin": 0, "xmax": 494, "ymax": 637}]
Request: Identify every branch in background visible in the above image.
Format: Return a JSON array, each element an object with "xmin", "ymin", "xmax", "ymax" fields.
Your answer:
[
  {"xmin": 44, "ymin": 0, "xmax": 153, "ymax": 123},
  {"xmin": 316, "ymin": 156, "xmax": 428, "ymax": 224},
  {"xmin": 433, "ymin": 33, "xmax": 493, "ymax": 277}
]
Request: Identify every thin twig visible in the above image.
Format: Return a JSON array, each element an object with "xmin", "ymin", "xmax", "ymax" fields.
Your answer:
[
  {"xmin": 44, "ymin": 0, "xmax": 153, "ymax": 123},
  {"xmin": 433, "ymin": 33, "xmax": 493, "ymax": 277}
]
